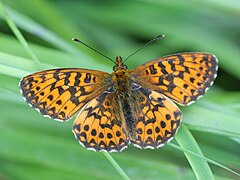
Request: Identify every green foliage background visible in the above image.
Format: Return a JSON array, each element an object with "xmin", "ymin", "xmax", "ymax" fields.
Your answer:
[{"xmin": 0, "ymin": 0, "xmax": 239, "ymax": 179}]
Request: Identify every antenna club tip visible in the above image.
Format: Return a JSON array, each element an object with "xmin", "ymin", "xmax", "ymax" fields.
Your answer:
[
  {"xmin": 157, "ymin": 34, "xmax": 165, "ymax": 39},
  {"xmin": 72, "ymin": 38, "xmax": 79, "ymax": 42}
]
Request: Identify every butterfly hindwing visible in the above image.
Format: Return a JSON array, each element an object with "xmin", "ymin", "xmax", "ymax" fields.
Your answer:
[
  {"xmin": 20, "ymin": 68, "xmax": 112, "ymax": 121},
  {"xmin": 130, "ymin": 53, "xmax": 218, "ymax": 105},
  {"xmin": 128, "ymin": 86, "xmax": 182, "ymax": 148},
  {"xmin": 72, "ymin": 87, "xmax": 130, "ymax": 152}
]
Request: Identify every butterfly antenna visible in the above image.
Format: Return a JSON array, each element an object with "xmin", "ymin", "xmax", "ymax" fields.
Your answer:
[
  {"xmin": 123, "ymin": 34, "xmax": 165, "ymax": 63},
  {"xmin": 72, "ymin": 38, "xmax": 116, "ymax": 65}
]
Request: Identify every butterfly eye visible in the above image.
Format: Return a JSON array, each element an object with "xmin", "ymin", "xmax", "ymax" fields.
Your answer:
[{"xmin": 113, "ymin": 65, "xmax": 117, "ymax": 71}]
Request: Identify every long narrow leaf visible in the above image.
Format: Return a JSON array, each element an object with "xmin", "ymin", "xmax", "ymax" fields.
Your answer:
[
  {"xmin": 176, "ymin": 124, "xmax": 214, "ymax": 180},
  {"xmin": 0, "ymin": 1, "xmax": 42, "ymax": 70}
]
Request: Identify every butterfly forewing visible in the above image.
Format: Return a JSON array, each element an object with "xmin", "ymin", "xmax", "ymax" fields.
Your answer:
[
  {"xmin": 72, "ymin": 88, "xmax": 130, "ymax": 152},
  {"xmin": 130, "ymin": 53, "xmax": 218, "ymax": 105},
  {"xmin": 20, "ymin": 68, "xmax": 112, "ymax": 121}
]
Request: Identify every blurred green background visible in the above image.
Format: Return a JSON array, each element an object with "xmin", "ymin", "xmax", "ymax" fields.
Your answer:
[{"xmin": 0, "ymin": 0, "xmax": 240, "ymax": 179}]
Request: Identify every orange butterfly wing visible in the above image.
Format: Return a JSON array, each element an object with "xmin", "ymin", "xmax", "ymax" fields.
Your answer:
[
  {"xmin": 72, "ymin": 87, "xmax": 129, "ymax": 152},
  {"xmin": 128, "ymin": 86, "xmax": 182, "ymax": 148},
  {"xmin": 20, "ymin": 68, "xmax": 112, "ymax": 121},
  {"xmin": 130, "ymin": 53, "xmax": 218, "ymax": 105}
]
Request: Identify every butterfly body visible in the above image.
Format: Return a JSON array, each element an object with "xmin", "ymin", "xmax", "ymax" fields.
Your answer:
[
  {"xmin": 20, "ymin": 52, "xmax": 218, "ymax": 152},
  {"xmin": 111, "ymin": 56, "xmax": 138, "ymax": 140}
]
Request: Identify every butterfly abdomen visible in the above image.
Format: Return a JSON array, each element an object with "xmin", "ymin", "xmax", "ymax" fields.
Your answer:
[{"xmin": 119, "ymin": 94, "xmax": 137, "ymax": 140}]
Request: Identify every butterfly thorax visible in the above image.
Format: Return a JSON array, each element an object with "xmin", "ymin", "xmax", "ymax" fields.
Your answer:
[{"xmin": 112, "ymin": 56, "xmax": 130, "ymax": 94}]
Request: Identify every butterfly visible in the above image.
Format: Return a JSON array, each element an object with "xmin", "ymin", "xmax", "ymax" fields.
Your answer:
[{"xmin": 19, "ymin": 37, "xmax": 218, "ymax": 152}]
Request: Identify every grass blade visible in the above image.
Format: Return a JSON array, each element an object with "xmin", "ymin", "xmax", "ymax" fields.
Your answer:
[
  {"xmin": 176, "ymin": 124, "xmax": 214, "ymax": 180},
  {"xmin": 169, "ymin": 143, "xmax": 240, "ymax": 177},
  {"xmin": 103, "ymin": 152, "xmax": 130, "ymax": 180},
  {"xmin": 0, "ymin": 1, "xmax": 42, "ymax": 70},
  {"xmin": 1, "ymin": 6, "xmax": 85, "ymax": 57},
  {"xmin": 183, "ymin": 98, "xmax": 240, "ymax": 138}
]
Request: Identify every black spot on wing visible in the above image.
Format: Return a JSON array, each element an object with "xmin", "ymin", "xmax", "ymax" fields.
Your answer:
[{"xmin": 84, "ymin": 73, "xmax": 91, "ymax": 83}]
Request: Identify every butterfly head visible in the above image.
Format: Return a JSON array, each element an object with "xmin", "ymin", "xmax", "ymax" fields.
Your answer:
[{"xmin": 113, "ymin": 56, "xmax": 128, "ymax": 71}]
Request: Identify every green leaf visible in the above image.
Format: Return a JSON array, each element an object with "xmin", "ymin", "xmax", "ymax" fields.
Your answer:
[
  {"xmin": 0, "ymin": 1, "xmax": 42, "ymax": 70},
  {"xmin": 182, "ymin": 92, "xmax": 240, "ymax": 138},
  {"xmin": 176, "ymin": 125, "xmax": 214, "ymax": 180}
]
